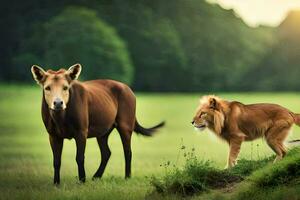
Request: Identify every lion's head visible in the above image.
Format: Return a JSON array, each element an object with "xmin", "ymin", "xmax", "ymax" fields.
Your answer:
[{"xmin": 192, "ymin": 95, "xmax": 225, "ymax": 135}]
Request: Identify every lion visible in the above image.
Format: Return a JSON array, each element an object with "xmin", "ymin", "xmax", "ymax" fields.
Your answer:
[{"xmin": 192, "ymin": 95, "xmax": 300, "ymax": 168}]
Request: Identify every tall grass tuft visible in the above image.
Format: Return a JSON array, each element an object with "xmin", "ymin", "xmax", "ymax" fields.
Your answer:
[{"xmin": 150, "ymin": 145, "xmax": 275, "ymax": 196}]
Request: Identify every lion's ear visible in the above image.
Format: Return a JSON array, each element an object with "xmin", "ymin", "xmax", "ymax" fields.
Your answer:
[{"xmin": 209, "ymin": 98, "xmax": 218, "ymax": 110}]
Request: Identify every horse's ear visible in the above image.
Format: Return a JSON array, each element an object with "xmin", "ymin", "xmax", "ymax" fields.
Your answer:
[
  {"xmin": 209, "ymin": 98, "xmax": 218, "ymax": 110},
  {"xmin": 31, "ymin": 65, "xmax": 47, "ymax": 85},
  {"xmin": 67, "ymin": 63, "xmax": 82, "ymax": 80}
]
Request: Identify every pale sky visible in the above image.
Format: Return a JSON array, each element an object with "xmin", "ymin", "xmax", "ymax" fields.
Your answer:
[{"xmin": 208, "ymin": 0, "xmax": 300, "ymax": 27}]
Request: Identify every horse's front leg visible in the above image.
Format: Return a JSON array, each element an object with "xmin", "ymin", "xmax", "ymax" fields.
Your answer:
[
  {"xmin": 75, "ymin": 133, "xmax": 87, "ymax": 183},
  {"xmin": 49, "ymin": 135, "xmax": 64, "ymax": 185}
]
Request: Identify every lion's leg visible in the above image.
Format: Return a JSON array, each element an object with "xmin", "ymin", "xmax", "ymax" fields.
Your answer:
[
  {"xmin": 279, "ymin": 143, "xmax": 287, "ymax": 158},
  {"xmin": 226, "ymin": 138, "xmax": 243, "ymax": 168},
  {"xmin": 266, "ymin": 126, "xmax": 290, "ymax": 163},
  {"xmin": 267, "ymin": 140, "xmax": 283, "ymax": 163}
]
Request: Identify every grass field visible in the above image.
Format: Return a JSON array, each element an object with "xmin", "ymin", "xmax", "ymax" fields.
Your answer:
[{"xmin": 1, "ymin": 84, "xmax": 300, "ymax": 200}]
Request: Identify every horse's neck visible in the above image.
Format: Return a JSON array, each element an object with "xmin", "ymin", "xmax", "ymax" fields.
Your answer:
[{"xmin": 50, "ymin": 110, "xmax": 66, "ymax": 133}]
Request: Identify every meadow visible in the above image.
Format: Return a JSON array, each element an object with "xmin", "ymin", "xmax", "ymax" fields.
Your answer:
[{"xmin": 1, "ymin": 84, "xmax": 300, "ymax": 200}]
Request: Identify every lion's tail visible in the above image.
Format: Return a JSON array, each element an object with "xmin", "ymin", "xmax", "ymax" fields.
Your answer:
[
  {"xmin": 288, "ymin": 139, "xmax": 300, "ymax": 144},
  {"xmin": 291, "ymin": 112, "xmax": 300, "ymax": 126}
]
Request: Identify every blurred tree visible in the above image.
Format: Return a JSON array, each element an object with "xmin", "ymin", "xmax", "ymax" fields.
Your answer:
[
  {"xmin": 129, "ymin": 16, "xmax": 187, "ymax": 91},
  {"xmin": 44, "ymin": 6, "xmax": 133, "ymax": 84},
  {"xmin": 2, "ymin": 0, "xmax": 299, "ymax": 92},
  {"xmin": 12, "ymin": 53, "xmax": 42, "ymax": 82},
  {"xmin": 98, "ymin": 2, "xmax": 187, "ymax": 91},
  {"xmin": 0, "ymin": 0, "xmax": 66, "ymax": 82},
  {"xmin": 156, "ymin": 0, "xmax": 275, "ymax": 91},
  {"xmin": 246, "ymin": 10, "xmax": 300, "ymax": 91}
]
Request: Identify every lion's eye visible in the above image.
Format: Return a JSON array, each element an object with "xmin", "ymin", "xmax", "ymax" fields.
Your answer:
[
  {"xmin": 63, "ymin": 86, "xmax": 68, "ymax": 91},
  {"xmin": 45, "ymin": 86, "xmax": 51, "ymax": 91},
  {"xmin": 200, "ymin": 112, "xmax": 207, "ymax": 117}
]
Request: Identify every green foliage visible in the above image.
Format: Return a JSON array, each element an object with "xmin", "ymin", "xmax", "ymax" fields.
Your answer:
[
  {"xmin": 234, "ymin": 148, "xmax": 300, "ymax": 200},
  {"xmin": 103, "ymin": 2, "xmax": 187, "ymax": 91},
  {"xmin": 151, "ymin": 147, "xmax": 300, "ymax": 198},
  {"xmin": 151, "ymin": 159, "xmax": 244, "ymax": 196},
  {"xmin": 235, "ymin": 185, "xmax": 300, "ymax": 200},
  {"xmin": 3, "ymin": 1, "xmax": 300, "ymax": 91},
  {"xmin": 44, "ymin": 6, "xmax": 133, "ymax": 84},
  {"xmin": 150, "ymin": 146, "xmax": 246, "ymax": 196},
  {"xmin": 230, "ymin": 156, "xmax": 274, "ymax": 177},
  {"xmin": 11, "ymin": 53, "xmax": 42, "ymax": 82},
  {"xmin": 250, "ymin": 147, "xmax": 300, "ymax": 187},
  {"xmin": 131, "ymin": 17, "xmax": 187, "ymax": 91},
  {"xmin": 247, "ymin": 11, "xmax": 300, "ymax": 91},
  {"xmin": 150, "ymin": 145, "xmax": 300, "ymax": 197}
]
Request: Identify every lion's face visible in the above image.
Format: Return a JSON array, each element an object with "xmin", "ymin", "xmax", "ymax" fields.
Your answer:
[
  {"xmin": 192, "ymin": 95, "xmax": 225, "ymax": 135},
  {"xmin": 192, "ymin": 108, "xmax": 214, "ymax": 131}
]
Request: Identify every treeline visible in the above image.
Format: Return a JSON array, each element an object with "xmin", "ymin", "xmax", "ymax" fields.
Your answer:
[{"xmin": 1, "ymin": 0, "xmax": 299, "ymax": 91}]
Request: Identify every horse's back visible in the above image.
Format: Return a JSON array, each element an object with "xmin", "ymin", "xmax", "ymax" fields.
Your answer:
[{"xmin": 81, "ymin": 79, "xmax": 136, "ymax": 136}]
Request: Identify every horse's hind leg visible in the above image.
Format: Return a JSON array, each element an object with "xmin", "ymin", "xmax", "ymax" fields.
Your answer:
[
  {"xmin": 117, "ymin": 125, "xmax": 133, "ymax": 178},
  {"xmin": 115, "ymin": 88, "xmax": 135, "ymax": 178},
  {"xmin": 93, "ymin": 128, "xmax": 114, "ymax": 179}
]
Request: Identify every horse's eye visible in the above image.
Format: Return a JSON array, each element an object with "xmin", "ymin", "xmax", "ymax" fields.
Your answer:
[
  {"xmin": 63, "ymin": 86, "xmax": 68, "ymax": 91},
  {"xmin": 45, "ymin": 86, "xmax": 51, "ymax": 91}
]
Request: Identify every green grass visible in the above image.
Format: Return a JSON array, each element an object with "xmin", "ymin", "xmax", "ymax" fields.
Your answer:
[
  {"xmin": 150, "ymin": 149, "xmax": 245, "ymax": 196},
  {"xmin": 150, "ymin": 146, "xmax": 300, "ymax": 198},
  {"xmin": 149, "ymin": 147, "xmax": 274, "ymax": 197},
  {"xmin": 1, "ymin": 84, "xmax": 300, "ymax": 199},
  {"xmin": 232, "ymin": 147, "xmax": 300, "ymax": 200}
]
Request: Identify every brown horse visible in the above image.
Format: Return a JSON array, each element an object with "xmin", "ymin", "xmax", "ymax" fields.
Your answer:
[{"xmin": 31, "ymin": 63, "xmax": 164, "ymax": 184}]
